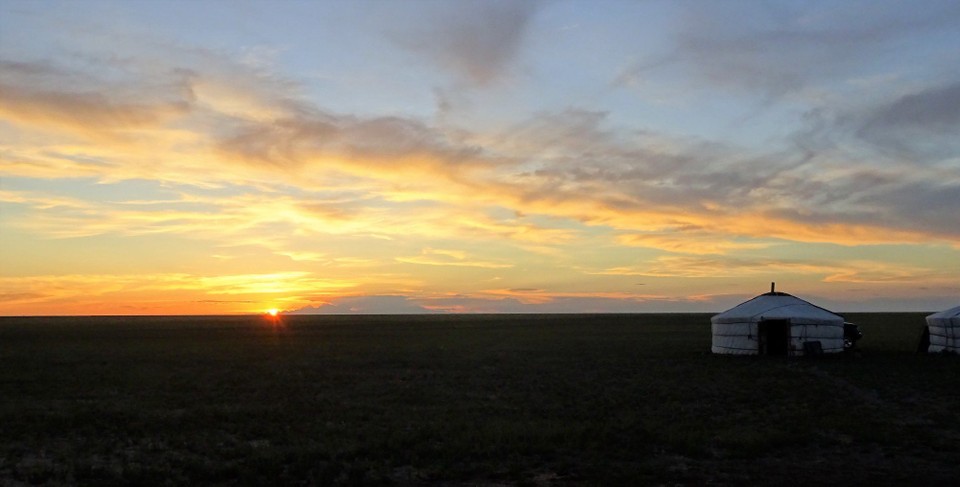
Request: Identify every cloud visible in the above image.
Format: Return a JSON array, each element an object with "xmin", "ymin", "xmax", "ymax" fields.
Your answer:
[
  {"xmin": 854, "ymin": 182, "xmax": 960, "ymax": 236},
  {"xmin": 3, "ymin": 32, "xmax": 956, "ymax": 251},
  {"xmin": 0, "ymin": 60, "xmax": 195, "ymax": 138},
  {"xmin": 480, "ymin": 109, "xmax": 958, "ymax": 246},
  {"xmin": 864, "ymin": 82, "xmax": 960, "ymax": 131},
  {"xmin": 855, "ymin": 81, "xmax": 960, "ymax": 159},
  {"xmin": 0, "ymin": 188, "xmax": 258, "ymax": 239},
  {"xmin": 763, "ymin": 181, "xmax": 960, "ymax": 243},
  {"xmin": 414, "ymin": 289, "xmax": 727, "ymax": 313},
  {"xmin": 396, "ymin": 248, "xmax": 513, "ymax": 269},
  {"xmin": 621, "ymin": 1, "xmax": 960, "ymax": 100},
  {"xmin": 4, "ymin": 72, "xmax": 957, "ymax": 252},
  {"xmin": 777, "ymin": 82, "xmax": 960, "ymax": 243},
  {"xmin": 217, "ymin": 113, "xmax": 487, "ymax": 175},
  {"xmin": 0, "ymin": 181, "xmax": 578, "ymax": 250},
  {"xmin": 0, "ymin": 292, "xmax": 47, "ymax": 303},
  {"xmin": 791, "ymin": 80, "xmax": 960, "ymax": 162},
  {"xmin": 588, "ymin": 255, "xmax": 953, "ymax": 284},
  {"xmin": 277, "ymin": 251, "xmax": 328, "ymax": 262},
  {"xmin": 616, "ymin": 232, "xmax": 774, "ymax": 255},
  {"xmin": 286, "ymin": 295, "xmax": 440, "ymax": 314},
  {"xmin": 388, "ymin": 0, "xmax": 541, "ymax": 86},
  {"xmin": 286, "ymin": 287, "xmax": 737, "ymax": 314}
]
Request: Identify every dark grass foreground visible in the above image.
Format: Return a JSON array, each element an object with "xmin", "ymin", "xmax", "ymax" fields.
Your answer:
[{"xmin": 1, "ymin": 313, "xmax": 958, "ymax": 485}]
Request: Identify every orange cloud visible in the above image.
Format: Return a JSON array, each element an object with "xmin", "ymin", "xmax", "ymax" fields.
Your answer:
[
  {"xmin": 588, "ymin": 255, "xmax": 952, "ymax": 284},
  {"xmin": 476, "ymin": 288, "xmax": 668, "ymax": 305},
  {"xmin": 616, "ymin": 232, "xmax": 774, "ymax": 254},
  {"xmin": 396, "ymin": 248, "xmax": 513, "ymax": 269},
  {"xmin": 0, "ymin": 80, "xmax": 191, "ymax": 139}
]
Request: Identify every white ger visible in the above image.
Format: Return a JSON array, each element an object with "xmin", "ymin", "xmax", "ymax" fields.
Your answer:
[
  {"xmin": 712, "ymin": 284, "xmax": 845, "ymax": 356},
  {"xmin": 925, "ymin": 305, "xmax": 960, "ymax": 354}
]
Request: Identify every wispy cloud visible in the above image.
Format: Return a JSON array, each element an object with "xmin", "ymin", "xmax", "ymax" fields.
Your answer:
[
  {"xmin": 388, "ymin": 0, "xmax": 541, "ymax": 87},
  {"xmin": 588, "ymin": 255, "xmax": 953, "ymax": 285},
  {"xmin": 397, "ymin": 248, "xmax": 513, "ymax": 269},
  {"xmin": 615, "ymin": 232, "xmax": 774, "ymax": 255},
  {"xmin": 286, "ymin": 295, "xmax": 440, "ymax": 314}
]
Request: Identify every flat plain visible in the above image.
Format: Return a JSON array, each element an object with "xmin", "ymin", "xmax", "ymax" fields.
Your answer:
[{"xmin": 1, "ymin": 313, "xmax": 957, "ymax": 485}]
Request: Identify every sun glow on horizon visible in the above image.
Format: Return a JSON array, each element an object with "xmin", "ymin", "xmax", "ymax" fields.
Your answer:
[{"xmin": 266, "ymin": 308, "xmax": 279, "ymax": 317}]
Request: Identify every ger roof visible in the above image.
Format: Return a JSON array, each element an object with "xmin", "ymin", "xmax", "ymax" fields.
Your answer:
[
  {"xmin": 712, "ymin": 292, "xmax": 843, "ymax": 324},
  {"xmin": 927, "ymin": 305, "xmax": 960, "ymax": 320}
]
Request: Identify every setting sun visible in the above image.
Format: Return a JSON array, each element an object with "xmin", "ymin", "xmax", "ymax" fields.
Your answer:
[{"xmin": 266, "ymin": 308, "xmax": 279, "ymax": 317}]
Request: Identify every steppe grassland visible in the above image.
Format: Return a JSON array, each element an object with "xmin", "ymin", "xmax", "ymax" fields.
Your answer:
[{"xmin": 1, "ymin": 313, "xmax": 957, "ymax": 485}]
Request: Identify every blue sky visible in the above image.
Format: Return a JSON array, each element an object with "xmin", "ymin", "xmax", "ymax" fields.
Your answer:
[{"xmin": 1, "ymin": 0, "xmax": 958, "ymax": 314}]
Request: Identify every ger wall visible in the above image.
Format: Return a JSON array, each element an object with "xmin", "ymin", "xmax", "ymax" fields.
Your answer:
[
  {"xmin": 712, "ymin": 321, "xmax": 844, "ymax": 356},
  {"xmin": 927, "ymin": 321, "xmax": 960, "ymax": 353}
]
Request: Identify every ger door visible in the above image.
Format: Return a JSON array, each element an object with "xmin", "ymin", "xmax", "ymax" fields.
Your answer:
[{"xmin": 758, "ymin": 319, "xmax": 790, "ymax": 355}]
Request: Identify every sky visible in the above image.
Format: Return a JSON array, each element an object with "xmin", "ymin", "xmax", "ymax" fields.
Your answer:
[{"xmin": 1, "ymin": 0, "xmax": 958, "ymax": 315}]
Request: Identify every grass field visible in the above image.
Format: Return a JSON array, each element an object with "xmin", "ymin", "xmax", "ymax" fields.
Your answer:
[{"xmin": 1, "ymin": 313, "xmax": 957, "ymax": 485}]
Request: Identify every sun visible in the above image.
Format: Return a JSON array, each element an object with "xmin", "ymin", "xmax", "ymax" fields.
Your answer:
[{"xmin": 266, "ymin": 308, "xmax": 279, "ymax": 317}]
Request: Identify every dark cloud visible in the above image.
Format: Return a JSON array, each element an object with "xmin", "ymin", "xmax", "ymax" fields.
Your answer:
[
  {"xmin": 500, "ymin": 109, "xmax": 800, "ymax": 212},
  {"xmin": 617, "ymin": 2, "xmax": 960, "ymax": 243},
  {"xmin": 622, "ymin": 1, "xmax": 960, "ymax": 99},
  {"xmin": 217, "ymin": 113, "xmax": 485, "ymax": 171},
  {"xmin": 791, "ymin": 79, "xmax": 960, "ymax": 163},
  {"xmin": 853, "ymin": 182, "xmax": 960, "ymax": 237},
  {"xmin": 856, "ymin": 82, "xmax": 960, "ymax": 159},
  {"xmin": 866, "ymin": 82, "xmax": 960, "ymax": 130},
  {"xmin": 774, "ymin": 78, "xmax": 960, "ymax": 241},
  {"xmin": 493, "ymin": 108, "xmax": 959, "ymax": 243},
  {"xmin": 390, "ymin": 0, "xmax": 541, "ymax": 86}
]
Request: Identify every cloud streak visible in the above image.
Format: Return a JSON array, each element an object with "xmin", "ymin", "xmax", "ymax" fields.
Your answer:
[
  {"xmin": 588, "ymin": 255, "xmax": 953, "ymax": 285},
  {"xmin": 396, "ymin": 248, "xmax": 513, "ymax": 269}
]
